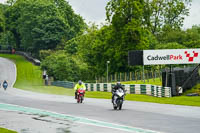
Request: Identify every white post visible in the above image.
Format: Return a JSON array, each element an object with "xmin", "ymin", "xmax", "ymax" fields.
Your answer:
[
  {"xmin": 107, "ymin": 61, "xmax": 110, "ymax": 83},
  {"xmin": 143, "ymin": 65, "xmax": 145, "ymax": 83}
]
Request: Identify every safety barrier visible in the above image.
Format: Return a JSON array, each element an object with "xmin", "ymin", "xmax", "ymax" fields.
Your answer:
[
  {"xmin": 50, "ymin": 80, "xmax": 171, "ymax": 97},
  {"xmin": 51, "ymin": 81, "xmax": 74, "ymax": 88},
  {"xmin": 0, "ymin": 50, "xmax": 40, "ymax": 66},
  {"xmin": 85, "ymin": 83, "xmax": 171, "ymax": 97}
]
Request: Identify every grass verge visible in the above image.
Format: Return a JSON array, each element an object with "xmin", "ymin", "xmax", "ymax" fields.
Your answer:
[
  {"xmin": 0, "ymin": 54, "xmax": 74, "ymax": 95},
  {"xmin": 121, "ymin": 78, "xmax": 162, "ymax": 86},
  {"xmin": 1, "ymin": 54, "xmax": 200, "ymax": 107},
  {"xmin": 0, "ymin": 128, "xmax": 17, "ymax": 133},
  {"xmin": 0, "ymin": 54, "xmax": 43, "ymax": 88},
  {"xmin": 184, "ymin": 84, "xmax": 200, "ymax": 95}
]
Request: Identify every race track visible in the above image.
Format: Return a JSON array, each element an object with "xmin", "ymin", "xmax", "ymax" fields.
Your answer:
[{"xmin": 0, "ymin": 57, "xmax": 200, "ymax": 133}]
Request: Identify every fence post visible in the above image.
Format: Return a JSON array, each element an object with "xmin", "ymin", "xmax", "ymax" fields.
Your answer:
[
  {"xmin": 152, "ymin": 70, "xmax": 155, "ymax": 82},
  {"xmin": 125, "ymin": 72, "xmax": 127, "ymax": 81},
  {"xmin": 135, "ymin": 71, "xmax": 137, "ymax": 82}
]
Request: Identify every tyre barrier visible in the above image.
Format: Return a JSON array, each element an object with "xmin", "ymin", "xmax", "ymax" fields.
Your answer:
[{"xmin": 85, "ymin": 83, "xmax": 172, "ymax": 97}]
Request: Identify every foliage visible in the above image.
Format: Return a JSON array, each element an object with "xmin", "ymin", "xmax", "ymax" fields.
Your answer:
[
  {"xmin": 156, "ymin": 42, "xmax": 187, "ymax": 49},
  {"xmin": 144, "ymin": 0, "xmax": 192, "ymax": 35},
  {"xmin": 41, "ymin": 50, "xmax": 91, "ymax": 81},
  {"xmin": 41, "ymin": 51, "xmax": 75, "ymax": 81},
  {"xmin": 0, "ymin": 8, "xmax": 5, "ymax": 34},
  {"xmin": 0, "ymin": 31, "xmax": 16, "ymax": 48},
  {"xmin": 105, "ymin": 0, "xmax": 153, "ymax": 72},
  {"xmin": 4, "ymin": 0, "xmax": 85, "ymax": 55},
  {"xmin": 185, "ymin": 84, "xmax": 200, "ymax": 95},
  {"xmin": 39, "ymin": 49, "xmax": 52, "ymax": 60}
]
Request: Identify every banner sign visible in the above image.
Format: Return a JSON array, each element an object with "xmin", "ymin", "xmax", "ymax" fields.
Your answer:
[{"xmin": 143, "ymin": 49, "xmax": 200, "ymax": 65}]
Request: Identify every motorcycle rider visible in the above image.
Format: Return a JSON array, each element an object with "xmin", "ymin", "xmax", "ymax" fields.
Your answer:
[
  {"xmin": 74, "ymin": 80, "xmax": 86, "ymax": 99},
  {"xmin": 112, "ymin": 82, "xmax": 125, "ymax": 105},
  {"xmin": 3, "ymin": 80, "xmax": 8, "ymax": 91}
]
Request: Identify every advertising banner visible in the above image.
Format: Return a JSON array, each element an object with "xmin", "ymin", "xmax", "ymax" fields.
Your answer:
[{"xmin": 143, "ymin": 49, "xmax": 200, "ymax": 65}]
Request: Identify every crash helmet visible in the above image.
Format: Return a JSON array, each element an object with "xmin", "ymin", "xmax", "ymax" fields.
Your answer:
[
  {"xmin": 116, "ymin": 82, "xmax": 121, "ymax": 86},
  {"xmin": 78, "ymin": 80, "xmax": 82, "ymax": 85}
]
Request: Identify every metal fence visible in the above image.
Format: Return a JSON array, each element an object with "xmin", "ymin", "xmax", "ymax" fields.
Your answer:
[
  {"xmin": 51, "ymin": 81, "xmax": 74, "ymax": 89},
  {"xmin": 97, "ymin": 71, "xmax": 162, "ymax": 83}
]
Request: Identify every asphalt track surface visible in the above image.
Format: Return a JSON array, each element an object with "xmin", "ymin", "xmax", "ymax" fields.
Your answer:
[{"xmin": 0, "ymin": 57, "xmax": 200, "ymax": 133}]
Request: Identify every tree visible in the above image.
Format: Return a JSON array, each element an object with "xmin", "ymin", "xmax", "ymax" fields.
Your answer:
[
  {"xmin": 183, "ymin": 25, "xmax": 200, "ymax": 48},
  {"xmin": 41, "ymin": 50, "xmax": 90, "ymax": 81},
  {"xmin": 144, "ymin": 0, "xmax": 192, "ymax": 35},
  {"xmin": 53, "ymin": 0, "xmax": 86, "ymax": 38},
  {"xmin": 5, "ymin": 0, "xmax": 86, "ymax": 55},
  {"xmin": 6, "ymin": 0, "xmax": 17, "ymax": 6},
  {"xmin": 0, "ymin": 8, "xmax": 5, "ymax": 34},
  {"xmin": 156, "ymin": 42, "xmax": 187, "ymax": 49},
  {"xmin": 105, "ymin": 0, "xmax": 152, "ymax": 72}
]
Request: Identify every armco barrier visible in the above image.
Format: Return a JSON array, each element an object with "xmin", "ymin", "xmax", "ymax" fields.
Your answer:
[
  {"xmin": 0, "ymin": 50, "xmax": 40, "ymax": 66},
  {"xmin": 51, "ymin": 81, "xmax": 74, "ymax": 89},
  {"xmin": 85, "ymin": 83, "xmax": 171, "ymax": 97}
]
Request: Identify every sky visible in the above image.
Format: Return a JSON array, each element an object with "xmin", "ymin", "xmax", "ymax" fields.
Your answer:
[{"xmin": 0, "ymin": 0, "xmax": 200, "ymax": 29}]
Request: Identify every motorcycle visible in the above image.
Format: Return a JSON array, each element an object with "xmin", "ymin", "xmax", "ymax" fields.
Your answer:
[
  {"xmin": 77, "ymin": 88, "xmax": 85, "ymax": 103},
  {"xmin": 3, "ymin": 81, "xmax": 8, "ymax": 91},
  {"xmin": 112, "ymin": 88, "xmax": 126, "ymax": 110}
]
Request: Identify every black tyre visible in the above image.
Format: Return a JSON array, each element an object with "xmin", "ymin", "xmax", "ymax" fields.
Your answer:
[
  {"xmin": 119, "ymin": 104, "xmax": 122, "ymax": 110},
  {"xmin": 77, "ymin": 96, "xmax": 80, "ymax": 103},
  {"xmin": 80, "ymin": 96, "xmax": 83, "ymax": 103}
]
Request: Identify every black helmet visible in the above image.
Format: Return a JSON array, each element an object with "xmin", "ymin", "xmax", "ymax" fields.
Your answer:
[{"xmin": 78, "ymin": 80, "xmax": 82, "ymax": 85}]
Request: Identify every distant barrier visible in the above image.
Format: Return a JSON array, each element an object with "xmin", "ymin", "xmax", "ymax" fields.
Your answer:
[
  {"xmin": 51, "ymin": 80, "xmax": 172, "ymax": 97},
  {"xmin": 51, "ymin": 81, "xmax": 74, "ymax": 89},
  {"xmin": 85, "ymin": 83, "xmax": 172, "ymax": 97},
  {"xmin": 0, "ymin": 50, "xmax": 40, "ymax": 66}
]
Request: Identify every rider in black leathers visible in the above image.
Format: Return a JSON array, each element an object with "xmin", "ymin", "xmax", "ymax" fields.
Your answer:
[
  {"xmin": 3, "ymin": 80, "xmax": 8, "ymax": 91},
  {"xmin": 112, "ymin": 82, "xmax": 125, "ymax": 104}
]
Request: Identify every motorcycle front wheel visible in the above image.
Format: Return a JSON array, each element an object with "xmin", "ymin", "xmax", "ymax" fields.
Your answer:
[
  {"xmin": 80, "ymin": 96, "xmax": 83, "ymax": 103},
  {"xmin": 77, "ymin": 96, "xmax": 80, "ymax": 103}
]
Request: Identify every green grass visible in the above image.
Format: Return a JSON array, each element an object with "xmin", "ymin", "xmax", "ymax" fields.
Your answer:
[
  {"xmin": 121, "ymin": 78, "xmax": 162, "ymax": 86},
  {"xmin": 85, "ymin": 91, "xmax": 200, "ymax": 107},
  {"xmin": 0, "ymin": 54, "xmax": 43, "ymax": 88},
  {"xmin": 21, "ymin": 85, "xmax": 75, "ymax": 96},
  {"xmin": 184, "ymin": 84, "xmax": 200, "ymax": 95},
  {"xmin": 1, "ymin": 54, "xmax": 200, "ymax": 107},
  {"xmin": 0, "ymin": 128, "xmax": 17, "ymax": 133}
]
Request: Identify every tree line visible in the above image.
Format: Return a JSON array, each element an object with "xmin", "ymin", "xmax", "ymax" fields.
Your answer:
[{"xmin": 1, "ymin": 0, "xmax": 200, "ymax": 82}]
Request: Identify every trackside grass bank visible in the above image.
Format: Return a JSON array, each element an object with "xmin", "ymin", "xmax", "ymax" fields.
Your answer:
[
  {"xmin": 0, "ymin": 54, "xmax": 74, "ymax": 94},
  {"xmin": 0, "ymin": 54, "xmax": 43, "ymax": 88},
  {"xmin": 1, "ymin": 54, "xmax": 200, "ymax": 107},
  {"xmin": 121, "ymin": 78, "xmax": 162, "ymax": 86},
  {"xmin": 0, "ymin": 128, "xmax": 17, "ymax": 133}
]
